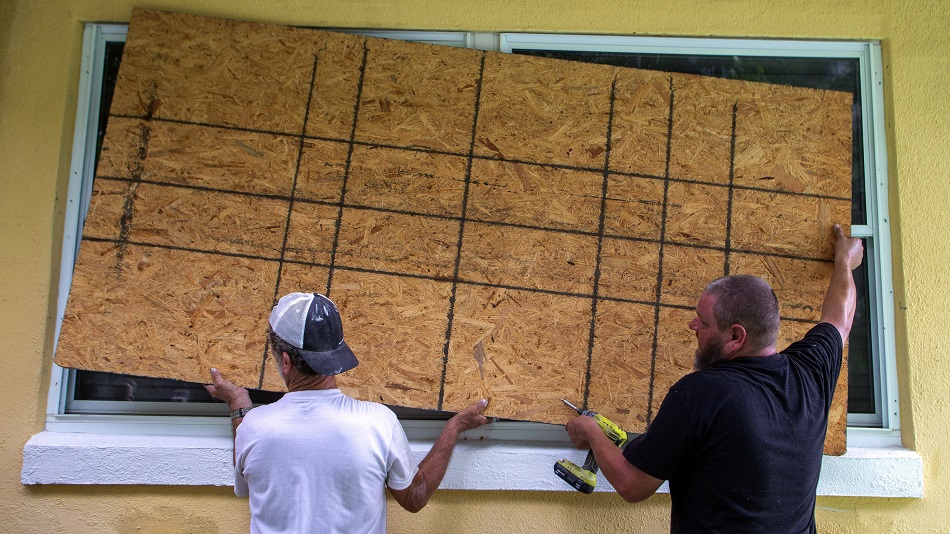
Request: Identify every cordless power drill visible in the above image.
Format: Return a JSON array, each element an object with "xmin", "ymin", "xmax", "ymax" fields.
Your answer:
[{"xmin": 554, "ymin": 399, "xmax": 628, "ymax": 494}]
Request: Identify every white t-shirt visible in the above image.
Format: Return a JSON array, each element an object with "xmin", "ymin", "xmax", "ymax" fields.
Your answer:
[{"xmin": 234, "ymin": 389, "xmax": 418, "ymax": 534}]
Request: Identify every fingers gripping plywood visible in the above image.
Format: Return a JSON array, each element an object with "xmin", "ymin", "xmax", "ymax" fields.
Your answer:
[{"xmin": 55, "ymin": 9, "xmax": 853, "ymax": 454}]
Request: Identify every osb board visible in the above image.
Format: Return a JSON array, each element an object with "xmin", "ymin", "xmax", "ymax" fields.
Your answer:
[{"xmin": 55, "ymin": 9, "xmax": 852, "ymax": 455}]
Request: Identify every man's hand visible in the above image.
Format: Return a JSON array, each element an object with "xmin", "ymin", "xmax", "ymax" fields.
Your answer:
[
  {"xmin": 565, "ymin": 414, "xmax": 663, "ymax": 503},
  {"xmin": 565, "ymin": 414, "xmax": 601, "ymax": 450},
  {"xmin": 833, "ymin": 223, "xmax": 864, "ymax": 271},
  {"xmin": 445, "ymin": 399, "xmax": 491, "ymax": 434},
  {"xmin": 206, "ymin": 368, "xmax": 253, "ymax": 463},
  {"xmin": 204, "ymin": 368, "xmax": 252, "ymax": 411}
]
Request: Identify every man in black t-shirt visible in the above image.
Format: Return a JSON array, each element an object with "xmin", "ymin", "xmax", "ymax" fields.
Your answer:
[{"xmin": 566, "ymin": 224, "xmax": 864, "ymax": 533}]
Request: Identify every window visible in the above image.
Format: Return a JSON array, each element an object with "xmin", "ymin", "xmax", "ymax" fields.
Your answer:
[
  {"xmin": 28, "ymin": 23, "xmax": 919, "ymax": 495},
  {"xmin": 50, "ymin": 26, "xmax": 896, "ymax": 442}
]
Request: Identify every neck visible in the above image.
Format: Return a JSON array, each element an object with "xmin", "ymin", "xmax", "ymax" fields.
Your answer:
[
  {"xmin": 284, "ymin": 369, "xmax": 337, "ymax": 392},
  {"xmin": 732, "ymin": 344, "xmax": 778, "ymax": 359}
]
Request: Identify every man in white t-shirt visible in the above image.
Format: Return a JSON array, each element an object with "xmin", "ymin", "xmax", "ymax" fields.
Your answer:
[{"xmin": 206, "ymin": 292, "xmax": 491, "ymax": 534}]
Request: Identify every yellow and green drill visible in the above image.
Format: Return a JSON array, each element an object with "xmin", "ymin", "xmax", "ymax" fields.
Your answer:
[{"xmin": 554, "ymin": 399, "xmax": 628, "ymax": 493}]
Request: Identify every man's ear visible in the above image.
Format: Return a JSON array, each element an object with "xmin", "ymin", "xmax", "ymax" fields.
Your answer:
[
  {"xmin": 280, "ymin": 352, "xmax": 293, "ymax": 376},
  {"xmin": 725, "ymin": 324, "xmax": 748, "ymax": 353}
]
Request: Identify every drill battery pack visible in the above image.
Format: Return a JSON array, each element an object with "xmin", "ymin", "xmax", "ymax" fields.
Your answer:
[{"xmin": 554, "ymin": 458, "xmax": 597, "ymax": 494}]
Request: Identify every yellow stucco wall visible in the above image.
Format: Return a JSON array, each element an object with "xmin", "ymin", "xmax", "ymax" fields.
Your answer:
[{"xmin": 2, "ymin": 0, "xmax": 948, "ymax": 532}]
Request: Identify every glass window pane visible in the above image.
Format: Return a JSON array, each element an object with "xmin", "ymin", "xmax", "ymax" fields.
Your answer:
[
  {"xmin": 74, "ymin": 370, "xmax": 283, "ymax": 405},
  {"xmin": 847, "ymin": 240, "xmax": 874, "ymax": 414}
]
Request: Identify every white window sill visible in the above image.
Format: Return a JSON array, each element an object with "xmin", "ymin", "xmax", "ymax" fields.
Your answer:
[{"xmin": 22, "ymin": 422, "xmax": 923, "ymax": 497}]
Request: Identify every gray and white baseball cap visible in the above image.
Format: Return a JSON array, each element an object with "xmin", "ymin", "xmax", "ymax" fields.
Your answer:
[{"xmin": 268, "ymin": 292, "xmax": 358, "ymax": 376}]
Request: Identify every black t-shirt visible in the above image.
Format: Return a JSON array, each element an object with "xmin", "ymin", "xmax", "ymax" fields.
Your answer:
[{"xmin": 623, "ymin": 322, "xmax": 843, "ymax": 534}]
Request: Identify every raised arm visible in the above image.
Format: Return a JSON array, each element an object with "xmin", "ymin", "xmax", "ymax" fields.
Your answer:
[
  {"xmin": 820, "ymin": 224, "xmax": 865, "ymax": 343},
  {"xmin": 388, "ymin": 399, "xmax": 490, "ymax": 513}
]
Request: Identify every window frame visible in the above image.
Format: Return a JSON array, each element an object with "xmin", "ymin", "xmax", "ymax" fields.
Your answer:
[
  {"xmin": 33, "ymin": 25, "xmax": 913, "ymax": 494},
  {"xmin": 50, "ymin": 25, "xmax": 899, "ymax": 440}
]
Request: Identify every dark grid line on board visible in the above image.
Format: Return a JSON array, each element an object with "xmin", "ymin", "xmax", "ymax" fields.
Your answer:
[
  {"xmin": 438, "ymin": 52, "xmax": 487, "ymax": 411},
  {"xmin": 646, "ymin": 76, "xmax": 676, "ymax": 426},
  {"xmin": 325, "ymin": 39, "xmax": 370, "ymax": 298},
  {"xmin": 723, "ymin": 102, "xmax": 739, "ymax": 277},
  {"xmin": 89, "ymin": 172, "xmax": 840, "ymax": 268},
  {"xmin": 82, "ymin": 233, "xmax": 833, "ymax": 337},
  {"xmin": 581, "ymin": 77, "xmax": 619, "ymax": 412},
  {"xmin": 107, "ymin": 113, "xmax": 852, "ymax": 205},
  {"xmin": 81, "ymin": 234, "xmax": 833, "ymax": 303},
  {"xmin": 259, "ymin": 54, "xmax": 322, "ymax": 388}
]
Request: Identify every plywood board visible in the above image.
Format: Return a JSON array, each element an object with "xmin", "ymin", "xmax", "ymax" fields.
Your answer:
[{"xmin": 55, "ymin": 9, "xmax": 852, "ymax": 454}]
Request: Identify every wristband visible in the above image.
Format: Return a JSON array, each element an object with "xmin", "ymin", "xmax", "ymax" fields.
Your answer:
[{"xmin": 230, "ymin": 407, "xmax": 252, "ymax": 420}]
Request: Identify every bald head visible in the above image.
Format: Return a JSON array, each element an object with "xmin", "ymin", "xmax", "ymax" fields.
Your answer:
[{"xmin": 702, "ymin": 275, "xmax": 780, "ymax": 353}]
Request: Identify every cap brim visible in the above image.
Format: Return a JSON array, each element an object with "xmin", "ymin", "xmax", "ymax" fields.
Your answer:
[{"xmin": 299, "ymin": 340, "xmax": 359, "ymax": 376}]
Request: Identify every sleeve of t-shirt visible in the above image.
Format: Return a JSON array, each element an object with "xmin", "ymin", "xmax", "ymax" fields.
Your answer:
[
  {"xmin": 234, "ymin": 464, "xmax": 249, "ymax": 497},
  {"xmin": 783, "ymin": 321, "xmax": 844, "ymax": 400},
  {"xmin": 384, "ymin": 418, "xmax": 419, "ymax": 491},
  {"xmin": 622, "ymin": 382, "xmax": 696, "ymax": 481},
  {"xmin": 233, "ymin": 423, "xmax": 250, "ymax": 497}
]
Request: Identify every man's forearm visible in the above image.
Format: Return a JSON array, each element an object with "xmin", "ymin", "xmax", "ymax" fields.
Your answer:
[
  {"xmin": 392, "ymin": 421, "xmax": 461, "ymax": 512},
  {"xmin": 389, "ymin": 399, "xmax": 488, "ymax": 512},
  {"xmin": 820, "ymin": 225, "xmax": 863, "ymax": 341},
  {"xmin": 417, "ymin": 421, "xmax": 462, "ymax": 496},
  {"xmin": 588, "ymin": 431, "xmax": 663, "ymax": 503},
  {"xmin": 820, "ymin": 260, "xmax": 856, "ymax": 335},
  {"xmin": 204, "ymin": 368, "xmax": 253, "ymax": 466}
]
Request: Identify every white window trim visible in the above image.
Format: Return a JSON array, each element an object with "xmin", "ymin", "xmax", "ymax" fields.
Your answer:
[
  {"xmin": 26, "ymin": 24, "xmax": 920, "ymax": 497},
  {"xmin": 21, "ymin": 429, "xmax": 924, "ymax": 497}
]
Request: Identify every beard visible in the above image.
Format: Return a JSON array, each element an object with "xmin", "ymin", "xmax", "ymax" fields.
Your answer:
[{"xmin": 693, "ymin": 337, "xmax": 727, "ymax": 371}]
